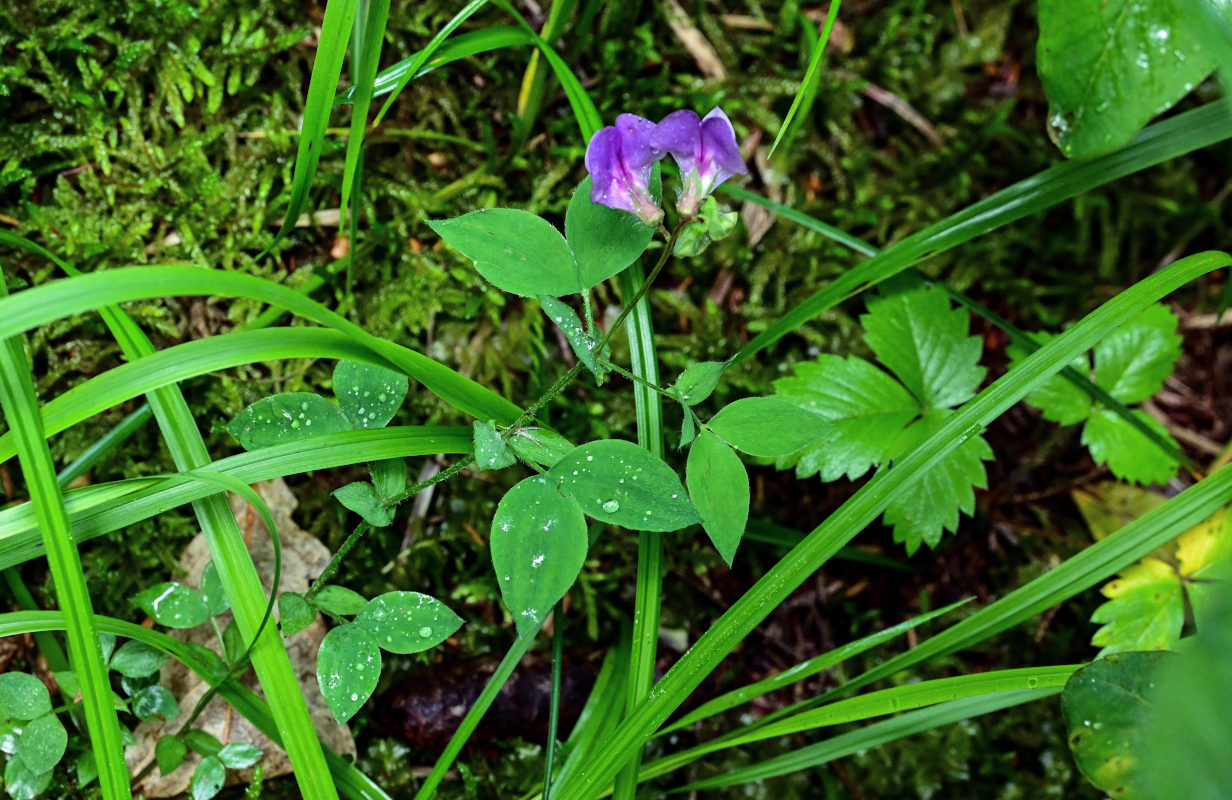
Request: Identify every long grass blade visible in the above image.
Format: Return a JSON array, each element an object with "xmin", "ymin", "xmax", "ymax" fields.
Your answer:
[{"xmin": 769, "ymin": 1, "xmax": 841, "ymax": 157}]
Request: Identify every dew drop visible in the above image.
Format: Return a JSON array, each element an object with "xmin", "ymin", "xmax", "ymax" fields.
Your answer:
[
  {"xmin": 418, "ymin": 626, "xmax": 433, "ymax": 638},
  {"xmin": 290, "ymin": 420, "xmax": 301, "ymax": 429},
  {"xmin": 601, "ymin": 499, "xmax": 620, "ymax": 513},
  {"xmin": 350, "ymin": 693, "xmax": 359, "ymax": 702}
]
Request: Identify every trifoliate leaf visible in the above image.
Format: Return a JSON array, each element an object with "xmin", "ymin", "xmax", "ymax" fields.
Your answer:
[
  {"xmin": 1092, "ymin": 303, "xmax": 1181, "ymax": 405},
  {"xmin": 1007, "ymin": 332, "xmax": 1093, "ymax": 425},
  {"xmin": 881, "ymin": 411, "xmax": 993, "ymax": 554},
  {"xmin": 1081, "ymin": 408, "xmax": 1179, "ymax": 485},
  {"xmin": 1091, "ymin": 557, "xmax": 1183, "ymax": 656},
  {"xmin": 773, "ymin": 355, "xmax": 918, "ymax": 481},
  {"xmin": 861, "ymin": 283, "xmax": 985, "ymax": 411}
]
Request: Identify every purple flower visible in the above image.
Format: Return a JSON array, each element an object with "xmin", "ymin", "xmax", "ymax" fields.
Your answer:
[
  {"xmin": 651, "ymin": 107, "xmax": 747, "ymax": 217},
  {"xmin": 585, "ymin": 113, "xmax": 664, "ymax": 226}
]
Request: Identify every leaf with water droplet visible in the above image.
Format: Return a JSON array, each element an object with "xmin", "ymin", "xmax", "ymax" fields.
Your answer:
[
  {"xmin": 317, "ymin": 622, "xmax": 381, "ymax": 724},
  {"xmin": 131, "ymin": 582, "xmax": 211, "ymax": 629},
  {"xmin": 707, "ymin": 397, "xmax": 830, "ymax": 458},
  {"xmin": 549, "ymin": 439, "xmax": 700, "ymax": 532},
  {"xmin": 673, "ymin": 360, "xmax": 725, "ymax": 406},
  {"xmin": 354, "ymin": 591, "xmax": 463, "ymax": 654},
  {"xmin": 0, "ymin": 673, "xmax": 51, "ymax": 720},
  {"xmin": 199, "ymin": 561, "xmax": 229, "ymax": 617},
  {"xmin": 508, "ymin": 427, "xmax": 576, "ymax": 469},
  {"xmin": 473, "ymin": 420, "xmax": 516, "ymax": 471},
  {"xmin": 686, "ymin": 431, "xmax": 750, "ymax": 566},
  {"xmin": 538, "ymin": 295, "xmax": 609, "ymax": 383},
  {"xmin": 333, "ymin": 481, "xmax": 394, "ymax": 527},
  {"xmin": 333, "ymin": 360, "xmax": 408, "ymax": 429},
  {"xmin": 491, "ymin": 476, "xmax": 589, "ymax": 638},
  {"xmin": 224, "ymin": 392, "xmax": 352, "ymax": 450}
]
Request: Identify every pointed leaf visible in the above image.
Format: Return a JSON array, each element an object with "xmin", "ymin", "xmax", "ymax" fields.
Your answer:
[
  {"xmin": 333, "ymin": 482, "xmax": 394, "ymax": 527},
  {"xmin": 539, "ymin": 295, "xmax": 607, "ymax": 382},
  {"xmin": 1082, "ymin": 408, "xmax": 1180, "ymax": 485},
  {"xmin": 1092, "ymin": 303, "xmax": 1182, "ymax": 404},
  {"xmin": 673, "ymin": 360, "xmax": 725, "ymax": 406},
  {"xmin": 311, "ymin": 585, "xmax": 369, "ymax": 617},
  {"xmin": 565, "ymin": 175, "xmax": 657, "ymax": 288},
  {"xmin": 200, "ymin": 562, "xmax": 229, "ymax": 617},
  {"xmin": 354, "ymin": 591, "xmax": 463, "ymax": 654},
  {"xmin": 509, "ymin": 427, "xmax": 576, "ymax": 469},
  {"xmin": 473, "ymin": 420, "xmax": 516, "ymax": 470},
  {"xmin": 1091, "ymin": 557, "xmax": 1183, "ymax": 656},
  {"xmin": 707, "ymin": 397, "xmax": 830, "ymax": 458},
  {"xmin": 686, "ymin": 431, "xmax": 750, "ymax": 566},
  {"xmin": 491, "ymin": 475, "xmax": 589, "ymax": 637},
  {"xmin": 429, "ymin": 209, "xmax": 580, "ymax": 297},
  {"xmin": 370, "ymin": 458, "xmax": 406, "ymax": 500},
  {"xmin": 1176, "ymin": 507, "xmax": 1232, "ymax": 629},
  {"xmin": 317, "ymin": 623, "xmax": 381, "ymax": 724},
  {"xmin": 678, "ymin": 402, "xmax": 697, "ymax": 449},
  {"xmin": 131, "ymin": 582, "xmax": 211, "ymax": 629},
  {"xmin": 224, "ymin": 392, "xmax": 353, "ymax": 450},
  {"xmin": 332, "ymin": 360, "xmax": 409, "ymax": 429},
  {"xmin": 549, "ymin": 439, "xmax": 700, "ymax": 532}
]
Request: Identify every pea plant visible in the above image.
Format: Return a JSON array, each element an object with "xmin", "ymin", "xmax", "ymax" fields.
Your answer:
[{"xmin": 0, "ymin": 1, "xmax": 1231, "ymax": 799}]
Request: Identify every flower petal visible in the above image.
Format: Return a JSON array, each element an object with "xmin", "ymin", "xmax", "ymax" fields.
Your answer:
[
  {"xmin": 615, "ymin": 113, "xmax": 660, "ymax": 172},
  {"xmin": 699, "ymin": 107, "xmax": 748, "ymax": 179},
  {"xmin": 650, "ymin": 109, "xmax": 702, "ymax": 173}
]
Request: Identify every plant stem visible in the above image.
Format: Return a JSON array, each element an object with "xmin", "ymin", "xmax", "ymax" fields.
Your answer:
[{"xmin": 542, "ymin": 600, "xmax": 566, "ymax": 800}]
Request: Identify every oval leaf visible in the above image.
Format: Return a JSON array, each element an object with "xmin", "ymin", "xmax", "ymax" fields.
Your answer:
[
  {"xmin": 14, "ymin": 713, "xmax": 67, "ymax": 774},
  {"xmin": 278, "ymin": 592, "xmax": 316, "ymax": 636},
  {"xmin": 311, "ymin": 585, "xmax": 369, "ymax": 617},
  {"xmin": 317, "ymin": 623, "xmax": 381, "ymax": 724},
  {"xmin": 333, "ymin": 482, "xmax": 394, "ymax": 527},
  {"xmin": 332, "ymin": 360, "xmax": 409, "ymax": 429},
  {"xmin": 156, "ymin": 735, "xmax": 188, "ymax": 776},
  {"xmin": 199, "ymin": 562, "xmax": 229, "ymax": 617},
  {"xmin": 429, "ymin": 209, "xmax": 580, "ymax": 297},
  {"xmin": 565, "ymin": 175, "xmax": 657, "ymax": 288},
  {"xmin": 217, "ymin": 742, "xmax": 263, "ymax": 769},
  {"xmin": 354, "ymin": 591, "xmax": 464, "ymax": 654},
  {"xmin": 491, "ymin": 475, "xmax": 589, "ymax": 637},
  {"xmin": 109, "ymin": 640, "xmax": 170, "ymax": 678},
  {"xmin": 0, "ymin": 673, "xmax": 52, "ymax": 720},
  {"xmin": 549, "ymin": 439, "xmax": 700, "ymax": 532},
  {"xmin": 508, "ymin": 428, "xmax": 576, "ymax": 469},
  {"xmin": 686, "ymin": 431, "xmax": 750, "ymax": 566},
  {"xmin": 673, "ymin": 360, "xmax": 725, "ymax": 406},
  {"xmin": 225, "ymin": 392, "xmax": 352, "ymax": 450},
  {"xmin": 708, "ymin": 397, "xmax": 829, "ymax": 457},
  {"xmin": 132, "ymin": 684, "xmax": 181, "ymax": 722},
  {"xmin": 191, "ymin": 755, "xmax": 226, "ymax": 800},
  {"xmin": 131, "ymin": 582, "xmax": 211, "ymax": 629}
]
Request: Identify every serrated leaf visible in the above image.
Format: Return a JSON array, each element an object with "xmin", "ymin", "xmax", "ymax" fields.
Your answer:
[
  {"xmin": 199, "ymin": 562, "xmax": 229, "ymax": 617},
  {"xmin": 317, "ymin": 623, "xmax": 381, "ymax": 724},
  {"xmin": 333, "ymin": 482, "xmax": 394, "ymax": 527},
  {"xmin": 0, "ymin": 673, "xmax": 52, "ymax": 720},
  {"xmin": 673, "ymin": 361, "xmax": 725, "ymax": 406},
  {"xmin": 1082, "ymin": 408, "xmax": 1180, "ymax": 485},
  {"xmin": 686, "ymin": 431, "xmax": 750, "ymax": 566},
  {"xmin": 131, "ymin": 582, "xmax": 211, "ymax": 629},
  {"xmin": 354, "ymin": 591, "xmax": 463, "ymax": 654},
  {"xmin": 861, "ymin": 283, "xmax": 985, "ymax": 411},
  {"xmin": 156, "ymin": 736, "xmax": 188, "ymax": 776},
  {"xmin": 311, "ymin": 585, "xmax": 368, "ymax": 617},
  {"xmin": 278, "ymin": 592, "xmax": 316, "ymax": 636},
  {"xmin": 191, "ymin": 754, "xmax": 226, "ymax": 800},
  {"xmin": 774, "ymin": 355, "xmax": 919, "ymax": 481},
  {"xmin": 707, "ymin": 397, "xmax": 830, "ymax": 458},
  {"xmin": 1176, "ymin": 507, "xmax": 1232, "ymax": 629},
  {"xmin": 132, "ymin": 684, "xmax": 181, "ymax": 722},
  {"xmin": 565, "ymin": 174, "xmax": 658, "ymax": 288},
  {"xmin": 491, "ymin": 475, "xmax": 589, "ymax": 637},
  {"xmin": 14, "ymin": 713, "xmax": 67, "ymax": 774},
  {"xmin": 429, "ymin": 208, "xmax": 580, "ymax": 297},
  {"xmin": 472, "ymin": 420, "xmax": 516, "ymax": 471},
  {"xmin": 224, "ymin": 392, "xmax": 353, "ymax": 450},
  {"xmin": 109, "ymin": 641, "xmax": 170, "ymax": 678},
  {"xmin": 881, "ymin": 411, "xmax": 993, "ymax": 554},
  {"xmin": 1008, "ymin": 332, "xmax": 1093, "ymax": 425},
  {"xmin": 548, "ymin": 439, "xmax": 700, "ymax": 532},
  {"xmin": 508, "ymin": 427, "xmax": 576, "ymax": 469},
  {"xmin": 332, "ymin": 360, "xmax": 408, "ymax": 429},
  {"xmin": 1091, "ymin": 557, "xmax": 1183, "ymax": 656},
  {"xmin": 539, "ymin": 295, "xmax": 607, "ymax": 382},
  {"xmin": 1092, "ymin": 304, "xmax": 1181, "ymax": 404},
  {"xmin": 217, "ymin": 742, "xmax": 263, "ymax": 769},
  {"xmin": 1072, "ymin": 481, "xmax": 1167, "ymax": 542},
  {"xmin": 1062, "ymin": 651, "xmax": 1169, "ymax": 799}
]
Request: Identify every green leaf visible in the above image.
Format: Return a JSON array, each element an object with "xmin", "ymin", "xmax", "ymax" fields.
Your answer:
[
  {"xmin": 131, "ymin": 582, "xmax": 211, "ymax": 629},
  {"xmin": 508, "ymin": 428, "xmax": 576, "ymax": 469},
  {"xmin": 672, "ymin": 361, "xmax": 725, "ymax": 406},
  {"xmin": 217, "ymin": 742, "xmax": 263, "ymax": 769},
  {"xmin": 539, "ymin": 295, "xmax": 606, "ymax": 382},
  {"xmin": 332, "ymin": 482, "xmax": 393, "ymax": 527},
  {"xmin": 199, "ymin": 562, "xmax": 229, "ymax": 617},
  {"xmin": 109, "ymin": 641, "xmax": 170, "ymax": 678},
  {"xmin": 706, "ymin": 397, "xmax": 830, "ymax": 458},
  {"xmin": 773, "ymin": 355, "xmax": 919, "ymax": 481},
  {"xmin": 1082, "ymin": 408, "xmax": 1180, "ymax": 485},
  {"xmin": 0, "ymin": 673, "xmax": 52, "ymax": 720},
  {"xmin": 310, "ymin": 585, "xmax": 369, "ymax": 618},
  {"xmin": 191, "ymin": 754, "xmax": 226, "ymax": 800},
  {"xmin": 353, "ymin": 591, "xmax": 463, "ymax": 654},
  {"xmin": 565, "ymin": 175, "xmax": 657, "ymax": 288},
  {"xmin": 1063, "ymin": 651, "xmax": 1169, "ymax": 799},
  {"xmin": 472, "ymin": 420, "xmax": 516, "ymax": 471},
  {"xmin": 316, "ymin": 623, "xmax": 381, "ymax": 724},
  {"xmin": 221, "ymin": 620, "xmax": 245, "ymax": 664},
  {"xmin": 224, "ymin": 392, "xmax": 353, "ymax": 450},
  {"xmin": 1008, "ymin": 332, "xmax": 1093, "ymax": 425},
  {"xmin": 183, "ymin": 729, "xmax": 223, "ymax": 755},
  {"xmin": 14, "ymin": 713, "xmax": 67, "ymax": 774},
  {"xmin": 277, "ymin": 592, "xmax": 316, "ymax": 636},
  {"xmin": 370, "ymin": 458, "xmax": 406, "ymax": 501},
  {"xmin": 3, "ymin": 755, "xmax": 52, "ymax": 800},
  {"xmin": 686, "ymin": 432, "xmax": 750, "ymax": 566},
  {"xmin": 1175, "ymin": 506, "xmax": 1232, "ymax": 629},
  {"xmin": 491, "ymin": 475, "xmax": 589, "ymax": 637},
  {"xmin": 881, "ymin": 411, "xmax": 993, "ymax": 554},
  {"xmin": 1092, "ymin": 303, "xmax": 1182, "ymax": 404},
  {"xmin": 861, "ymin": 282, "xmax": 985, "ymax": 411},
  {"xmin": 678, "ymin": 402, "xmax": 697, "ymax": 449},
  {"xmin": 1038, "ymin": 0, "xmax": 1223, "ymax": 158},
  {"xmin": 549, "ymin": 439, "xmax": 700, "ymax": 532},
  {"xmin": 75, "ymin": 748, "xmax": 97, "ymax": 787},
  {"xmin": 1090, "ymin": 557, "xmax": 1183, "ymax": 656},
  {"xmin": 155, "ymin": 735, "xmax": 188, "ymax": 776},
  {"xmin": 132, "ymin": 684, "xmax": 181, "ymax": 722},
  {"xmin": 429, "ymin": 209, "xmax": 580, "ymax": 297},
  {"xmin": 332, "ymin": 360, "xmax": 409, "ymax": 429}
]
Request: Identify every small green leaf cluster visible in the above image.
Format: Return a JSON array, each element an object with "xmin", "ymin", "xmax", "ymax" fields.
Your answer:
[
  {"xmin": 1009, "ymin": 303, "xmax": 1183, "ymax": 485},
  {"xmin": 773, "ymin": 280, "xmax": 993, "ymax": 553},
  {"xmin": 0, "ymin": 673, "xmax": 69, "ymax": 800}
]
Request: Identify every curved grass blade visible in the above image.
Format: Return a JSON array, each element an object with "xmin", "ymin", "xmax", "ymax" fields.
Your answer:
[
  {"xmin": 554, "ymin": 251, "xmax": 1232, "ymax": 798},
  {"xmin": 769, "ymin": 1, "xmax": 841, "ymax": 157}
]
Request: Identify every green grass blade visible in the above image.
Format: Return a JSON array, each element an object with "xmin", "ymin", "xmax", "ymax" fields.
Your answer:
[
  {"xmin": 768, "ymin": 1, "xmax": 841, "ymax": 157},
  {"xmin": 270, "ymin": 0, "xmax": 358, "ymax": 245},
  {"xmin": 56, "ymin": 404, "xmax": 153, "ymax": 488},
  {"xmin": 0, "ymin": 427, "xmax": 472, "ymax": 571},
  {"xmin": 554, "ymin": 250, "xmax": 1232, "ymax": 798},
  {"xmin": 729, "ymin": 100, "xmax": 1232, "ymax": 367},
  {"xmin": 512, "ymin": 0, "xmax": 579, "ymax": 150},
  {"xmin": 0, "ymin": 285, "xmax": 130, "ymax": 798}
]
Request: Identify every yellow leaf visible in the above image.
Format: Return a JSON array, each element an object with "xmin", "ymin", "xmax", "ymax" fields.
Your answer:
[{"xmin": 1177, "ymin": 507, "xmax": 1232, "ymax": 579}]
